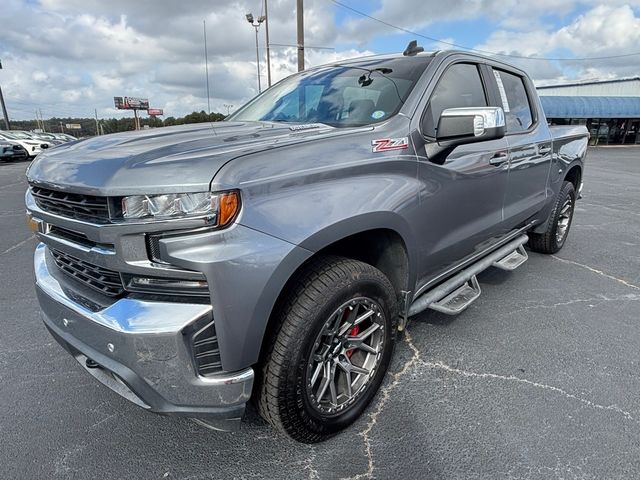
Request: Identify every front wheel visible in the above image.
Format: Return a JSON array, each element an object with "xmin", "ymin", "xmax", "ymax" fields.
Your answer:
[
  {"xmin": 257, "ymin": 256, "xmax": 398, "ymax": 443},
  {"xmin": 528, "ymin": 180, "xmax": 576, "ymax": 254}
]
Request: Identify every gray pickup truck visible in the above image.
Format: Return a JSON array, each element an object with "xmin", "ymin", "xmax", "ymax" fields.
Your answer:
[{"xmin": 27, "ymin": 44, "xmax": 587, "ymax": 443}]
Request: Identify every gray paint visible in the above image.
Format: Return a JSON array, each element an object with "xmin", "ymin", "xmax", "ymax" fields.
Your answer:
[{"xmin": 27, "ymin": 50, "xmax": 587, "ymax": 419}]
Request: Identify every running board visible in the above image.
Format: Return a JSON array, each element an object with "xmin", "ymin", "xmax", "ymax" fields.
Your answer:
[
  {"xmin": 492, "ymin": 245, "xmax": 528, "ymax": 271},
  {"xmin": 407, "ymin": 235, "xmax": 529, "ymax": 318},
  {"xmin": 429, "ymin": 275, "xmax": 481, "ymax": 315}
]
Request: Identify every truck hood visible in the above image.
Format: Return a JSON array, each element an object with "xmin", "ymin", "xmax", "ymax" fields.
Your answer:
[{"xmin": 26, "ymin": 121, "xmax": 346, "ymax": 196}]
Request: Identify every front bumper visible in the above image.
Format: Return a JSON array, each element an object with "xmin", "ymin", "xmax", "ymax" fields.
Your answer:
[{"xmin": 34, "ymin": 243, "xmax": 254, "ymax": 430}]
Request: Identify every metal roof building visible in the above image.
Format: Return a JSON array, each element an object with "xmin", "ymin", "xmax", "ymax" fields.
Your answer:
[
  {"xmin": 539, "ymin": 96, "xmax": 640, "ymax": 119},
  {"xmin": 537, "ymin": 77, "xmax": 640, "ymax": 97},
  {"xmin": 536, "ymin": 77, "xmax": 640, "ymax": 145}
]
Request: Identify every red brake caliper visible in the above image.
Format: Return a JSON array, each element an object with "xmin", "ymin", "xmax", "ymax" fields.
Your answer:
[{"xmin": 346, "ymin": 325, "xmax": 360, "ymax": 358}]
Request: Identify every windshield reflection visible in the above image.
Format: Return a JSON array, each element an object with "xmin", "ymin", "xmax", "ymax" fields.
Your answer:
[{"xmin": 229, "ymin": 56, "xmax": 432, "ymax": 128}]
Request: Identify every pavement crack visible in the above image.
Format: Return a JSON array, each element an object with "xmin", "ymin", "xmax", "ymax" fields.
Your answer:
[
  {"xmin": 551, "ymin": 255, "xmax": 640, "ymax": 291},
  {"xmin": 343, "ymin": 329, "xmax": 421, "ymax": 480},
  {"xmin": 502, "ymin": 293, "xmax": 640, "ymax": 315},
  {"xmin": 0, "ymin": 234, "xmax": 35, "ymax": 256},
  {"xmin": 89, "ymin": 412, "xmax": 119, "ymax": 430},
  {"xmin": 424, "ymin": 361, "xmax": 635, "ymax": 422},
  {"xmin": 302, "ymin": 450, "xmax": 320, "ymax": 480}
]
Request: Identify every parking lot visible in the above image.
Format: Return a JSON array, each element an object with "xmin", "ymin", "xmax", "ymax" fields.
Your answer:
[{"xmin": 1, "ymin": 147, "xmax": 639, "ymax": 479}]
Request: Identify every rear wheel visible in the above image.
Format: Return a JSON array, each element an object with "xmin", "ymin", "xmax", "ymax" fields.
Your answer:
[
  {"xmin": 257, "ymin": 256, "xmax": 398, "ymax": 443},
  {"xmin": 528, "ymin": 181, "xmax": 576, "ymax": 254}
]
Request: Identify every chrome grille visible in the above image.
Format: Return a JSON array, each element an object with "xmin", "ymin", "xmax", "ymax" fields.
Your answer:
[
  {"xmin": 31, "ymin": 186, "xmax": 110, "ymax": 223},
  {"xmin": 51, "ymin": 249, "xmax": 124, "ymax": 297}
]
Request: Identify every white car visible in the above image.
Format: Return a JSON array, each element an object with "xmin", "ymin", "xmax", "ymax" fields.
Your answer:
[{"xmin": 0, "ymin": 131, "xmax": 50, "ymax": 157}]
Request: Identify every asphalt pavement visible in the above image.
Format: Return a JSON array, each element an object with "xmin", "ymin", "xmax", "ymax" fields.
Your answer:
[{"xmin": 1, "ymin": 147, "xmax": 639, "ymax": 479}]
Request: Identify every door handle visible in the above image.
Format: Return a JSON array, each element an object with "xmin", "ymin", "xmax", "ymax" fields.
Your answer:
[
  {"xmin": 538, "ymin": 145, "xmax": 552, "ymax": 155},
  {"xmin": 489, "ymin": 151, "xmax": 509, "ymax": 166}
]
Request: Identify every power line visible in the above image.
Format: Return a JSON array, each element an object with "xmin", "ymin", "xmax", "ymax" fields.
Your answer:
[
  {"xmin": 329, "ymin": 0, "xmax": 640, "ymax": 62},
  {"xmin": 269, "ymin": 42, "xmax": 335, "ymax": 50}
]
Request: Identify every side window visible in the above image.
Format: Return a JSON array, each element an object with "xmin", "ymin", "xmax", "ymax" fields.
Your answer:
[
  {"xmin": 493, "ymin": 69, "xmax": 533, "ymax": 132},
  {"xmin": 424, "ymin": 63, "xmax": 487, "ymax": 137}
]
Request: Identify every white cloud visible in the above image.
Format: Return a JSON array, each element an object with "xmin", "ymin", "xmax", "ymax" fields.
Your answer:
[
  {"xmin": 476, "ymin": 4, "xmax": 640, "ymax": 81},
  {"xmin": 0, "ymin": 0, "xmax": 357, "ymax": 120},
  {"xmin": 0, "ymin": 0, "xmax": 639, "ymax": 121}
]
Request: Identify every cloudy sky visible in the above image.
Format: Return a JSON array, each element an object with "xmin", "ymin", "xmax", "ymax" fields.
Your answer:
[{"xmin": 1, "ymin": 0, "xmax": 639, "ymax": 120}]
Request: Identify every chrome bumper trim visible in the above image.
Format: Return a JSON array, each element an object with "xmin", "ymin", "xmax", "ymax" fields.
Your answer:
[
  {"xmin": 34, "ymin": 242, "xmax": 211, "ymax": 334},
  {"xmin": 35, "ymin": 242, "xmax": 254, "ymax": 421}
]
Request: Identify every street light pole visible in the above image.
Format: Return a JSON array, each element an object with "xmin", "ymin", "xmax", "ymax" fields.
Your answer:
[
  {"xmin": 246, "ymin": 13, "xmax": 266, "ymax": 94},
  {"xmin": 254, "ymin": 25, "xmax": 261, "ymax": 93}
]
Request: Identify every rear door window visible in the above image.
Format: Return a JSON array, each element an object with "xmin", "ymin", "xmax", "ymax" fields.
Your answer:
[{"xmin": 492, "ymin": 69, "xmax": 533, "ymax": 132}]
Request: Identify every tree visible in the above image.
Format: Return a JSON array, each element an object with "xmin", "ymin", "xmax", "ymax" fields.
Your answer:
[{"xmin": 10, "ymin": 110, "xmax": 227, "ymax": 137}]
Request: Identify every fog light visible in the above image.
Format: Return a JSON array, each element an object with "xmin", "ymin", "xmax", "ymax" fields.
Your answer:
[{"xmin": 123, "ymin": 275, "xmax": 209, "ymax": 296}]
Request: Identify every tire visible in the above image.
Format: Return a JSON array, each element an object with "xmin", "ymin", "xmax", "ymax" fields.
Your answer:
[
  {"xmin": 528, "ymin": 181, "xmax": 576, "ymax": 254},
  {"xmin": 257, "ymin": 256, "xmax": 398, "ymax": 443}
]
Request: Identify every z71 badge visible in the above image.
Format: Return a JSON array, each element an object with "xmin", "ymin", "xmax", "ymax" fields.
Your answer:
[{"xmin": 371, "ymin": 137, "xmax": 409, "ymax": 153}]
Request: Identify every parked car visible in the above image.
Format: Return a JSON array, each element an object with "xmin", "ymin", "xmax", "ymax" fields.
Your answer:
[
  {"xmin": 0, "ymin": 140, "xmax": 28, "ymax": 162},
  {"xmin": 0, "ymin": 131, "xmax": 49, "ymax": 157},
  {"xmin": 26, "ymin": 44, "xmax": 587, "ymax": 443},
  {"xmin": 52, "ymin": 133, "xmax": 78, "ymax": 143},
  {"xmin": 13, "ymin": 130, "xmax": 58, "ymax": 148},
  {"xmin": 29, "ymin": 132, "xmax": 65, "ymax": 145}
]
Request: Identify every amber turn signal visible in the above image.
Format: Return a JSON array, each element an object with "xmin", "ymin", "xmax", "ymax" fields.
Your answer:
[
  {"xmin": 218, "ymin": 191, "xmax": 240, "ymax": 227},
  {"xmin": 27, "ymin": 214, "xmax": 40, "ymax": 233}
]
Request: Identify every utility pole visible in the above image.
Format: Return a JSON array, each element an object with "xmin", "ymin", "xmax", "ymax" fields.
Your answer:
[
  {"xmin": 264, "ymin": 0, "xmax": 272, "ymax": 87},
  {"xmin": 35, "ymin": 110, "xmax": 42, "ymax": 131},
  {"xmin": 39, "ymin": 109, "xmax": 47, "ymax": 132},
  {"xmin": 203, "ymin": 20, "xmax": 211, "ymax": 114},
  {"xmin": 0, "ymin": 87, "xmax": 9, "ymax": 130},
  {"xmin": 59, "ymin": 121, "xmax": 64, "ymax": 133},
  {"xmin": 94, "ymin": 108, "xmax": 101, "ymax": 135},
  {"xmin": 223, "ymin": 104, "xmax": 233, "ymax": 116},
  {"xmin": 297, "ymin": 0, "xmax": 304, "ymax": 72},
  {"xmin": 0, "ymin": 59, "xmax": 10, "ymax": 130}
]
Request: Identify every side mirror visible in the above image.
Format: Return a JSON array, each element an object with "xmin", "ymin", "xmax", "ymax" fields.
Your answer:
[{"xmin": 436, "ymin": 107, "xmax": 505, "ymax": 146}]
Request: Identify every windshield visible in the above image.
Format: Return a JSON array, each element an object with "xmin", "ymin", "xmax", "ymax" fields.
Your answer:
[
  {"xmin": 229, "ymin": 56, "xmax": 431, "ymax": 127},
  {"xmin": 6, "ymin": 131, "xmax": 32, "ymax": 139}
]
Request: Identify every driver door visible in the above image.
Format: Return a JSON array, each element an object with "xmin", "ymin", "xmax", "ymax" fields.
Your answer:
[{"xmin": 412, "ymin": 62, "xmax": 511, "ymax": 286}]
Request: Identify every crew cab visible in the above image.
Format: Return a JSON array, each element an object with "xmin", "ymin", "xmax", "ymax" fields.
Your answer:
[{"xmin": 26, "ymin": 44, "xmax": 587, "ymax": 443}]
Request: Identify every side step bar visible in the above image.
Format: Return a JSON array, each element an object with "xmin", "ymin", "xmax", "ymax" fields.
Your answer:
[{"xmin": 407, "ymin": 235, "xmax": 529, "ymax": 318}]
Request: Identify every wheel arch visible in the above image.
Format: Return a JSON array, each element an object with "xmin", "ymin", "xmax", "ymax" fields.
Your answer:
[
  {"xmin": 255, "ymin": 217, "xmax": 416, "ymax": 366},
  {"xmin": 564, "ymin": 164, "xmax": 582, "ymax": 191}
]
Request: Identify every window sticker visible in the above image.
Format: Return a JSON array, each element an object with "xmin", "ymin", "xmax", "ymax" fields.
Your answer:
[
  {"xmin": 371, "ymin": 110, "xmax": 386, "ymax": 120},
  {"xmin": 493, "ymin": 70, "xmax": 510, "ymax": 112}
]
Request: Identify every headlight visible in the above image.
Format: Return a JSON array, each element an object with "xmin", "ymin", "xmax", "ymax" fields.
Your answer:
[{"xmin": 121, "ymin": 191, "xmax": 240, "ymax": 225}]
